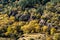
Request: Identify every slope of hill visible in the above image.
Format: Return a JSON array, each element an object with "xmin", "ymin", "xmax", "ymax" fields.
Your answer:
[{"xmin": 0, "ymin": 0, "xmax": 60, "ymax": 40}]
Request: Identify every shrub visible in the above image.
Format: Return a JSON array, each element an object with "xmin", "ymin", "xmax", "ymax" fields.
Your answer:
[
  {"xmin": 18, "ymin": 0, "xmax": 42, "ymax": 9},
  {"xmin": 46, "ymin": 36, "xmax": 53, "ymax": 40},
  {"xmin": 42, "ymin": 26, "xmax": 48, "ymax": 32},
  {"xmin": 21, "ymin": 20, "xmax": 41, "ymax": 33},
  {"xmin": 30, "ymin": 38, "xmax": 34, "ymax": 40},
  {"xmin": 50, "ymin": 27, "xmax": 56, "ymax": 35},
  {"xmin": 53, "ymin": 33, "xmax": 60, "ymax": 40}
]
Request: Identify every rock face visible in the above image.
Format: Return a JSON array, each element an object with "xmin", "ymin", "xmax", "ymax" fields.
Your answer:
[
  {"xmin": 18, "ymin": 33, "xmax": 46, "ymax": 40},
  {"xmin": 0, "ymin": 34, "xmax": 46, "ymax": 40}
]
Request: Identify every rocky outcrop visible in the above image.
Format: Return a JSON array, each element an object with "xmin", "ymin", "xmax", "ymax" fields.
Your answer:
[{"xmin": 18, "ymin": 33, "xmax": 46, "ymax": 40}]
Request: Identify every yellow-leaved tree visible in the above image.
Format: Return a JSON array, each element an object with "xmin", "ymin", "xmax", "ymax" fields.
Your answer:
[
  {"xmin": 50, "ymin": 27, "xmax": 56, "ymax": 35},
  {"xmin": 42, "ymin": 26, "xmax": 48, "ymax": 32},
  {"xmin": 21, "ymin": 20, "xmax": 41, "ymax": 33}
]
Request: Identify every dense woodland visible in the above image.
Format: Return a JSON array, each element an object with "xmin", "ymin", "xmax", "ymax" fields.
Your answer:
[{"xmin": 0, "ymin": 0, "xmax": 60, "ymax": 40}]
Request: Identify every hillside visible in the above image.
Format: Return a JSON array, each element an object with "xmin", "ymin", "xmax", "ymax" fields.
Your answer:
[{"xmin": 0, "ymin": 0, "xmax": 60, "ymax": 40}]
